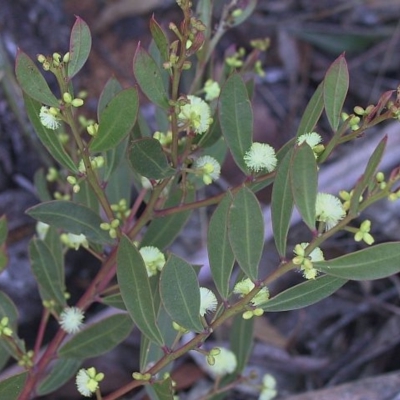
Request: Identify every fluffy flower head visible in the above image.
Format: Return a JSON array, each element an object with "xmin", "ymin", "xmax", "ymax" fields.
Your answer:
[
  {"xmin": 178, "ymin": 95, "xmax": 212, "ymax": 134},
  {"xmin": 39, "ymin": 106, "xmax": 61, "ymax": 130},
  {"xmin": 76, "ymin": 367, "xmax": 104, "ymax": 397},
  {"xmin": 297, "ymin": 132, "xmax": 322, "ymax": 148},
  {"xmin": 139, "ymin": 246, "xmax": 166, "ymax": 277},
  {"xmin": 315, "ymin": 192, "xmax": 346, "ymax": 230},
  {"xmin": 199, "ymin": 287, "xmax": 218, "ymax": 316},
  {"xmin": 204, "ymin": 79, "xmax": 221, "ymax": 101},
  {"xmin": 234, "ymin": 278, "xmax": 269, "ymax": 306},
  {"xmin": 60, "ymin": 233, "xmax": 89, "ymax": 250},
  {"xmin": 205, "ymin": 347, "xmax": 237, "ymax": 377},
  {"xmin": 59, "ymin": 307, "xmax": 84, "ymax": 334},
  {"xmin": 244, "ymin": 142, "xmax": 277, "ymax": 173},
  {"xmin": 194, "ymin": 155, "xmax": 221, "ymax": 185}
]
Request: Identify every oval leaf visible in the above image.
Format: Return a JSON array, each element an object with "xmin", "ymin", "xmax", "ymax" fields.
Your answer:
[
  {"xmin": 15, "ymin": 51, "xmax": 59, "ymax": 107},
  {"xmin": 230, "ymin": 315, "xmax": 254, "ymax": 373},
  {"xmin": 228, "ymin": 187, "xmax": 264, "ymax": 281},
  {"xmin": 97, "ymin": 76, "xmax": 123, "ymax": 118},
  {"xmin": 133, "ymin": 45, "xmax": 169, "ymax": 109},
  {"xmin": 26, "ymin": 200, "xmax": 112, "ymax": 244},
  {"xmin": 67, "ymin": 17, "xmax": 92, "ymax": 79},
  {"xmin": 160, "ymin": 255, "xmax": 204, "ymax": 333},
  {"xmin": 0, "ymin": 372, "xmax": 28, "ymax": 400},
  {"xmin": 349, "ymin": 136, "xmax": 387, "ymax": 215},
  {"xmin": 315, "ymin": 242, "xmax": 400, "ymax": 280},
  {"xmin": 129, "ymin": 138, "xmax": 175, "ymax": 179},
  {"xmin": 271, "ymin": 149, "xmax": 294, "ymax": 257},
  {"xmin": 296, "ymin": 82, "xmax": 324, "ymax": 138},
  {"xmin": 90, "ymin": 88, "xmax": 139, "ymax": 152},
  {"xmin": 23, "ymin": 93, "xmax": 78, "ymax": 173},
  {"xmin": 208, "ymin": 193, "xmax": 235, "ymax": 298},
  {"xmin": 150, "ymin": 16, "xmax": 169, "ymax": 62},
  {"xmin": 323, "ymin": 54, "xmax": 349, "ymax": 131},
  {"xmin": 219, "ymin": 73, "xmax": 253, "ymax": 174},
  {"xmin": 262, "ymin": 275, "xmax": 347, "ymax": 312},
  {"xmin": 290, "ymin": 144, "xmax": 318, "ymax": 230},
  {"xmin": 37, "ymin": 358, "xmax": 81, "ymax": 395},
  {"xmin": 117, "ymin": 235, "xmax": 164, "ymax": 345},
  {"xmin": 29, "ymin": 239, "xmax": 66, "ymax": 308},
  {"xmin": 59, "ymin": 313, "xmax": 133, "ymax": 358}
]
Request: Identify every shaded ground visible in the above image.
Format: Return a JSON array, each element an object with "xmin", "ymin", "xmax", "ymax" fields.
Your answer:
[{"xmin": 1, "ymin": 0, "xmax": 400, "ymax": 399}]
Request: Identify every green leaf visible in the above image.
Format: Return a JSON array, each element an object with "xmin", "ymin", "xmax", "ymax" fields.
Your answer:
[
  {"xmin": 117, "ymin": 235, "xmax": 164, "ymax": 345},
  {"xmin": 0, "ymin": 372, "xmax": 28, "ymax": 400},
  {"xmin": 150, "ymin": 16, "xmax": 169, "ymax": 62},
  {"xmin": 0, "ymin": 216, "xmax": 7, "ymax": 271},
  {"xmin": 349, "ymin": 136, "xmax": 387, "ymax": 215},
  {"xmin": 228, "ymin": 187, "xmax": 264, "ymax": 281},
  {"xmin": 43, "ymin": 226, "xmax": 64, "ymax": 279},
  {"xmin": 73, "ymin": 180, "xmax": 99, "ymax": 213},
  {"xmin": 33, "ymin": 169, "xmax": 52, "ymax": 202},
  {"xmin": 0, "ymin": 291, "xmax": 18, "ymax": 325},
  {"xmin": 219, "ymin": 73, "xmax": 253, "ymax": 174},
  {"xmin": 101, "ymin": 293, "xmax": 126, "ymax": 310},
  {"xmin": 315, "ymin": 243, "xmax": 400, "ymax": 280},
  {"xmin": 271, "ymin": 149, "xmax": 294, "ymax": 257},
  {"xmin": 67, "ymin": 17, "xmax": 92, "ymax": 79},
  {"xmin": 262, "ymin": 275, "xmax": 347, "ymax": 312},
  {"xmin": 37, "ymin": 358, "xmax": 81, "ymax": 395},
  {"xmin": 149, "ymin": 377, "xmax": 175, "ymax": 400},
  {"xmin": 290, "ymin": 144, "xmax": 318, "ymax": 230},
  {"xmin": 323, "ymin": 54, "xmax": 349, "ymax": 131},
  {"xmin": 0, "ymin": 216, "xmax": 7, "ymax": 245},
  {"xmin": 15, "ymin": 51, "xmax": 59, "ymax": 107},
  {"xmin": 29, "ymin": 239, "xmax": 66, "ymax": 307},
  {"xmin": 208, "ymin": 193, "xmax": 235, "ymax": 298},
  {"xmin": 129, "ymin": 138, "xmax": 175, "ymax": 179},
  {"xmin": 27, "ymin": 200, "xmax": 112, "ymax": 244},
  {"xmin": 59, "ymin": 313, "xmax": 133, "ymax": 358},
  {"xmin": 296, "ymin": 82, "xmax": 324, "ymax": 138},
  {"xmin": 230, "ymin": 315, "xmax": 254, "ymax": 373},
  {"xmin": 103, "ymin": 137, "xmax": 129, "ymax": 182},
  {"xmin": 97, "ymin": 76, "xmax": 123, "ymax": 118},
  {"xmin": 141, "ymin": 187, "xmax": 195, "ymax": 250},
  {"xmin": 23, "ymin": 93, "xmax": 78, "ymax": 173},
  {"xmin": 0, "ymin": 293, "xmax": 25, "ymax": 359},
  {"xmin": 140, "ymin": 305, "xmax": 176, "ymax": 374},
  {"xmin": 90, "ymin": 88, "xmax": 139, "ymax": 152},
  {"xmin": 160, "ymin": 255, "xmax": 204, "ymax": 332},
  {"xmin": 0, "ymin": 345, "xmax": 9, "ymax": 371},
  {"xmin": 105, "ymin": 158, "xmax": 132, "ymax": 206},
  {"xmin": 133, "ymin": 45, "xmax": 169, "ymax": 109}
]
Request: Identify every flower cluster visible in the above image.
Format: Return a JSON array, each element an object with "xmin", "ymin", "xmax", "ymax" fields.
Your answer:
[
  {"xmin": 59, "ymin": 307, "xmax": 85, "ymax": 334},
  {"xmin": 205, "ymin": 347, "xmax": 237, "ymax": 377},
  {"xmin": 60, "ymin": 233, "xmax": 89, "ymax": 250},
  {"xmin": 354, "ymin": 220, "xmax": 374, "ymax": 245},
  {"xmin": 178, "ymin": 95, "xmax": 212, "ymax": 134},
  {"xmin": 199, "ymin": 287, "xmax": 218, "ymax": 316},
  {"xmin": 315, "ymin": 192, "xmax": 346, "ymax": 230},
  {"xmin": 76, "ymin": 367, "xmax": 104, "ymax": 397},
  {"xmin": 193, "ymin": 155, "xmax": 221, "ymax": 185},
  {"xmin": 259, "ymin": 374, "xmax": 278, "ymax": 400},
  {"xmin": 139, "ymin": 246, "xmax": 166, "ymax": 277},
  {"xmin": 244, "ymin": 142, "xmax": 277, "ymax": 173},
  {"xmin": 293, "ymin": 243, "xmax": 324, "ymax": 280},
  {"xmin": 39, "ymin": 106, "xmax": 61, "ymax": 130},
  {"xmin": 297, "ymin": 132, "xmax": 324, "ymax": 157}
]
